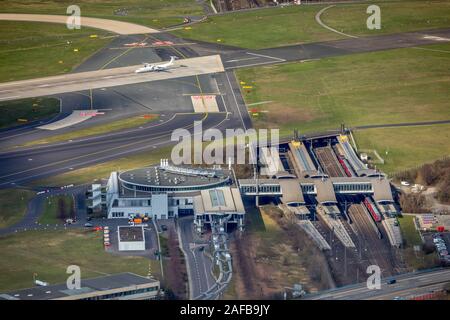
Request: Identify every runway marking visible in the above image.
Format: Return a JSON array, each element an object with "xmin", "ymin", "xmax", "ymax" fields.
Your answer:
[
  {"xmin": 2, "ymin": 95, "xmax": 20, "ymax": 99},
  {"xmin": 225, "ymin": 57, "xmax": 259, "ymax": 63},
  {"xmin": 412, "ymin": 46, "xmax": 450, "ymax": 54},
  {"xmin": 166, "ymin": 40, "xmax": 208, "ymax": 113},
  {"xmin": 225, "ymin": 61, "xmax": 284, "ymax": 69},
  {"xmin": 422, "ymin": 35, "xmax": 450, "ymax": 42},
  {"xmin": 245, "ymin": 52, "xmax": 286, "ymax": 62},
  {"xmin": 247, "ymin": 100, "xmax": 273, "ymax": 106},
  {"xmin": 225, "ymin": 71, "xmax": 247, "ymax": 130}
]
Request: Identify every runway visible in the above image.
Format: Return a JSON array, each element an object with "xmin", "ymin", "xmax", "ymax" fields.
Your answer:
[
  {"xmin": 0, "ymin": 55, "xmax": 225, "ymax": 101},
  {"xmin": 0, "ymin": 13, "xmax": 158, "ymax": 35}
]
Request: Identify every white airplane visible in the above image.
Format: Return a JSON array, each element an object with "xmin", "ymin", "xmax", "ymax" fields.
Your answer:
[{"xmin": 135, "ymin": 56, "xmax": 176, "ymax": 73}]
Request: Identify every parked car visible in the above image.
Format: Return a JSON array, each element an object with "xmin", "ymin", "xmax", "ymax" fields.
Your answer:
[
  {"xmin": 84, "ymin": 223, "xmax": 93, "ymax": 227},
  {"xmin": 160, "ymin": 225, "xmax": 168, "ymax": 231}
]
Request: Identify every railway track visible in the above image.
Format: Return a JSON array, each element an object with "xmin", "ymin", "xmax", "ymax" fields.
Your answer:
[
  {"xmin": 348, "ymin": 204, "xmax": 396, "ymax": 276},
  {"xmin": 315, "ymin": 146, "xmax": 346, "ymax": 177}
]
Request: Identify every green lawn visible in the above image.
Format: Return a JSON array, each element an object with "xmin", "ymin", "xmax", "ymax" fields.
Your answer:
[
  {"xmin": 397, "ymin": 215, "xmax": 422, "ymax": 247},
  {"xmin": 172, "ymin": 4, "xmax": 341, "ymax": 49},
  {"xmin": 0, "ymin": 0, "xmax": 203, "ymax": 29},
  {"xmin": 173, "ymin": 0, "xmax": 450, "ymax": 49},
  {"xmin": 0, "ymin": 189, "xmax": 35, "ymax": 229},
  {"xmin": 354, "ymin": 124, "xmax": 450, "ymax": 174},
  {"xmin": 322, "ymin": 0, "xmax": 450, "ymax": 37},
  {"xmin": 0, "ymin": 229, "xmax": 157, "ymax": 291},
  {"xmin": 236, "ymin": 42, "xmax": 450, "ymax": 136},
  {"xmin": 22, "ymin": 114, "xmax": 159, "ymax": 147},
  {"xmin": 0, "ymin": 97, "xmax": 60, "ymax": 129},
  {"xmin": 39, "ymin": 195, "xmax": 74, "ymax": 225},
  {"xmin": 0, "ymin": 21, "xmax": 112, "ymax": 82}
]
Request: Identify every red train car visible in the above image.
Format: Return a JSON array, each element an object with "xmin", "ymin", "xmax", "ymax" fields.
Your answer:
[{"xmin": 364, "ymin": 198, "xmax": 382, "ymax": 222}]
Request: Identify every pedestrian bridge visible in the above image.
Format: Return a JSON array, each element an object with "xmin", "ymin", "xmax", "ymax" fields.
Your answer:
[{"xmin": 238, "ymin": 176, "xmax": 393, "ymax": 204}]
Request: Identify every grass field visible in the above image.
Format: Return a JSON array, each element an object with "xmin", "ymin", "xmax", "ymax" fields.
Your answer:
[
  {"xmin": 30, "ymin": 145, "xmax": 172, "ymax": 187},
  {"xmin": 173, "ymin": 4, "xmax": 340, "ymax": 49},
  {"xmin": 398, "ymin": 215, "xmax": 422, "ymax": 247},
  {"xmin": 0, "ymin": 189, "xmax": 35, "ymax": 229},
  {"xmin": 322, "ymin": 0, "xmax": 450, "ymax": 37},
  {"xmin": 236, "ymin": 42, "xmax": 450, "ymax": 136},
  {"xmin": 173, "ymin": 0, "xmax": 450, "ymax": 49},
  {"xmin": 0, "ymin": 21, "xmax": 112, "ymax": 82},
  {"xmin": 355, "ymin": 124, "xmax": 450, "ymax": 174},
  {"xmin": 23, "ymin": 114, "xmax": 159, "ymax": 147},
  {"xmin": 39, "ymin": 195, "xmax": 74, "ymax": 225},
  {"xmin": 0, "ymin": 97, "xmax": 60, "ymax": 129},
  {"xmin": 0, "ymin": 229, "xmax": 157, "ymax": 291},
  {"xmin": 0, "ymin": 0, "xmax": 203, "ymax": 29}
]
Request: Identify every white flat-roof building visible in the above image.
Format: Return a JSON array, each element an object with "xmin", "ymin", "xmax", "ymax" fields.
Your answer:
[{"xmin": 118, "ymin": 226, "xmax": 145, "ymax": 251}]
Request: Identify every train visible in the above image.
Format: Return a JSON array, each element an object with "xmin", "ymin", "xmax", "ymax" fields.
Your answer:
[
  {"xmin": 363, "ymin": 197, "xmax": 382, "ymax": 222},
  {"xmin": 337, "ymin": 157, "xmax": 353, "ymax": 177}
]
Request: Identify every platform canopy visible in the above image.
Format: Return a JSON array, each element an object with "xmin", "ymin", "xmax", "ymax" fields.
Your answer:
[
  {"xmin": 372, "ymin": 179, "xmax": 394, "ymax": 202},
  {"xmin": 315, "ymin": 179, "xmax": 337, "ymax": 204},
  {"xmin": 279, "ymin": 180, "xmax": 305, "ymax": 205}
]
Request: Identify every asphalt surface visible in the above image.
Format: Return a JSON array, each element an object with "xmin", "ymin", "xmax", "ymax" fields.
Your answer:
[
  {"xmin": 0, "ymin": 55, "xmax": 224, "ymax": 101},
  {"xmin": 304, "ymin": 268, "xmax": 450, "ymax": 300},
  {"xmin": 177, "ymin": 217, "xmax": 215, "ymax": 299}
]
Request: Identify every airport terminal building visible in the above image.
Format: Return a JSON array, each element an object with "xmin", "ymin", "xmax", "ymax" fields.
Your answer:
[{"xmin": 88, "ymin": 160, "xmax": 246, "ymax": 232}]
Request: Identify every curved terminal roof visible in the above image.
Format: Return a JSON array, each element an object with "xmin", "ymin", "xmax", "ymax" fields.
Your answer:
[{"xmin": 118, "ymin": 165, "xmax": 231, "ymax": 192}]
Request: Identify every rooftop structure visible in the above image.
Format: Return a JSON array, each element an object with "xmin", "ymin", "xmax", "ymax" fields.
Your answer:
[
  {"xmin": 0, "ymin": 273, "xmax": 159, "ymax": 300},
  {"xmin": 118, "ymin": 163, "xmax": 231, "ymax": 194},
  {"xmin": 118, "ymin": 226, "xmax": 145, "ymax": 251}
]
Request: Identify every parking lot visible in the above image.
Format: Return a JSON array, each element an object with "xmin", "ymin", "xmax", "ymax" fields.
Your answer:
[{"xmin": 424, "ymin": 232, "xmax": 450, "ymax": 265}]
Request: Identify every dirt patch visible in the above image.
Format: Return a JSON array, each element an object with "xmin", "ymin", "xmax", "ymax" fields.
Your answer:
[{"xmin": 226, "ymin": 205, "xmax": 334, "ymax": 299}]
